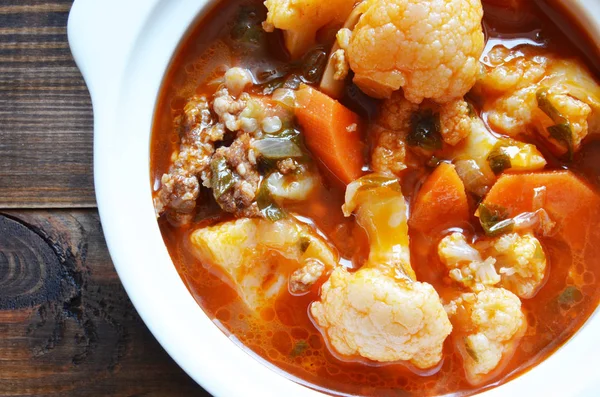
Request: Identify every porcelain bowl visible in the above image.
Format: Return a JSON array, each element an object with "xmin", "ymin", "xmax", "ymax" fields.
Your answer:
[{"xmin": 67, "ymin": 0, "xmax": 600, "ymax": 395}]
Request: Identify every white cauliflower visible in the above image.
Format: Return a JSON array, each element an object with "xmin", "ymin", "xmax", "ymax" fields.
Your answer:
[
  {"xmin": 478, "ymin": 46, "xmax": 600, "ymax": 156},
  {"xmin": 312, "ymin": 267, "xmax": 452, "ymax": 368},
  {"xmin": 370, "ymin": 93, "xmax": 475, "ymax": 176},
  {"xmin": 289, "ymin": 258, "xmax": 325, "ymax": 294},
  {"xmin": 345, "ymin": 0, "xmax": 484, "ymax": 102},
  {"xmin": 263, "ymin": 0, "xmax": 357, "ymax": 59},
  {"xmin": 311, "ymin": 175, "xmax": 452, "ymax": 368},
  {"xmin": 446, "ymin": 288, "xmax": 526, "ymax": 385},
  {"xmin": 438, "ymin": 233, "xmax": 501, "ymax": 291},
  {"xmin": 438, "ymin": 232, "xmax": 547, "ymax": 299},
  {"xmin": 190, "ymin": 217, "xmax": 337, "ymax": 309},
  {"xmin": 484, "ymin": 232, "xmax": 547, "ymax": 299}
]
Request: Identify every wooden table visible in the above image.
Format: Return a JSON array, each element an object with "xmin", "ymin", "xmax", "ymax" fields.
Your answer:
[{"xmin": 0, "ymin": 1, "xmax": 206, "ymax": 395}]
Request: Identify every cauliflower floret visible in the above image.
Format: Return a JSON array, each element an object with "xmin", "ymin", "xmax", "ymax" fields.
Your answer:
[
  {"xmin": 263, "ymin": 0, "xmax": 357, "ymax": 59},
  {"xmin": 190, "ymin": 217, "xmax": 337, "ymax": 309},
  {"xmin": 371, "ymin": 98, "xmax": 544, "ymax": 196},
  {"xmin": 438, "ymin": 232, "xmax": 547, "ymax": 299},
  {"xmin": 484, "ymin": 232, "xmax": 547, "ymax": 299},
  {"xmin": 289, "ymin": 258, "xmax": 325, "ymax": 294},
  {"xmin": 346, "ymin": 0, "xmax": 484, "ymax": 102},
  {"xmin": 439, "ymin": 99, "xmax": 472, "ymax": 146},
  {"xmin": 370, "ymin": 93, "xmax": 474, "ymax": 176},
  {"xmin": 370, "ymin": 126, "xmax": 409, "ymax": 176},
  {"xmin": 439, "ymin": 233, "xmax": 501, "ymax": 291},
  {"xmin": 312, "ymin": 175, "xmax": 452, "ymax": 368},
  {"xmin": 478, "ymin": 46, "xmax": 600, "ymax": 155},
  {"xmin": 312, "ymin": 267, "xmax": 452, "ymax": 368},
  {"xmin": 446, "ymin": 288, "xmax": 526, "ymax": 385}
]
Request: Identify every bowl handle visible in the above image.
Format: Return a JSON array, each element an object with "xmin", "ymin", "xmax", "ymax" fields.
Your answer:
[{"xmin": 67, "ymin": 0, "xmax": 160, "ymax": 107}]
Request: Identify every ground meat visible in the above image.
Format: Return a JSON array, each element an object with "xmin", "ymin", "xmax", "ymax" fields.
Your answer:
[
  {"xmin": 154, "ymin": 96, "xmax": 224, "ymax": 218},
  {"xmin": 155, "ymin": 70, "xmax": 304, "ymax": 221},
  {"xmin": 289, "ymin": 258, "xmax": 326, "ymax": 294},
  {"xmin": 204, "ymin": 134, "xmax": 262, "ymax": 218}
]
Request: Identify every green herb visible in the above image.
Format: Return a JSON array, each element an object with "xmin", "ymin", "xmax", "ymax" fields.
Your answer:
[
  {"xmin": 300, "ymin": 48, "xmax": 327, "ymax": 84},
  {"xmin": 536, "ymin": 88, "xmax": 574, "ymax": 160},
  {"xmin": 478, "ymin": 203, "xmax": 514, "ymax": 237},
  {"xmin": 257, "ymin": 157, "xmax": 278, "ymax": 175},
  {"xmin": 253, "ymin": 137, "xmax": 303, "ymax": 160},
  {"xmin": 257, "ymin": 178, "xmax": 287, "ymax": 222},
  {"xmin": 290, "ymin": 340, "xmax": 309, "ymax": 357},
  {"xmin": 548, "ymin": 123, "xmax": 574, "ymax": 161},
  {"xmin": 210, "ymin": 157, "xmax": 235, "ymax": 200},
  {"xmin": 272, "ymin": 128, "xmax": 302, "ymax": 143},
  {"xmin": 558, "ymin": 285, "xmax": 583, "ymax": 306},
  {"xmin": 464, "ymin": 338, "xmax": 479, "ymax": 362},
  {"xmin": 466, "ymin": 102, "xmax": 477, "ymax": 118},
  {"xmin": 407, "ymin": 109, "xmax": 442, "ymax": 151},
  {"xmin": 230, "ymin": 6, "xmax": 265, "ymax": 45},
  {"xmin": 299, "ymin": 236, "xmax": 311, "ymax": 253},
  {"xmin": 537, "ymin": 89, "xmax": 567, "ymax": 124},
  {"xmin": 356, "ymin": 174, "xmax": 402, "ymax": 192},
  {"xmin": 487, "ymin": 142, "xmax": 512, "ymax": 175}
]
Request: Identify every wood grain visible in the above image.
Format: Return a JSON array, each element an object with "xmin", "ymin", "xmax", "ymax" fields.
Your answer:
[
  {"xmin": 0, "ymin": 0, "xmax": 95, "ymax": 208},
  {"xmin": 0, "ymin": 210, "xmax": 204, "ymax": 396},
  {"xmin": 0, "ymin": 0, "xmax": 209, "ymax": 394}
]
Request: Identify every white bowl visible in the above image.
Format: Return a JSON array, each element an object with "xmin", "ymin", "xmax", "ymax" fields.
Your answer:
[{"xmin": 67, "ymin": 0, "xmax": 600, "ymax": 396}]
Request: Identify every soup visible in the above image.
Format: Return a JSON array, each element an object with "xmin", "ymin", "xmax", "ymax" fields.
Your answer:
[{"xmin": 151, "ymin": 0, "xmax": 600, "ymax": 395}]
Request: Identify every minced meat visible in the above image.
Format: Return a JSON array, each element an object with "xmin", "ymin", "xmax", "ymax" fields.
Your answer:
[
  {"xmin": 154, "ymin": 69, "xmax": 303, "ymax": 222},
  {"xmin": 203, "ymin": 134, "xmax": 262, "ymax": 218}
]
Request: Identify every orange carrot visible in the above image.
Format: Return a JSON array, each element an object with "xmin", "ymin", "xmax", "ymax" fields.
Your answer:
[
  {"xmin": 483, "ymin": 171, "xmax": 600, "ymax": 251},
  {"xmin": 295, "ymin": 85, "xmax": 364, "ymax": 185},
  {"xmin": 409, "ymin": 163, "xmax": 470, "ymax": 234}
]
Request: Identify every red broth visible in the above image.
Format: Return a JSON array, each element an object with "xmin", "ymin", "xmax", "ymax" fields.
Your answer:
[{"xmin": 151, "ymin": 1, "xmax": 600, "ymax": 395}]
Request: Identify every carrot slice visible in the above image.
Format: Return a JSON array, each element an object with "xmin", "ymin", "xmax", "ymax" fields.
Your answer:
[
  {"xmin": 295, "ymin": 85, "xmax": 364, "ymax": 184},
  {"xmin": 409, "ymin": 162, "xmax": 470, "ymax": 234},
  {"xmin": 483, "ymin": 171, "xmax": 600, "ymax": 251}
]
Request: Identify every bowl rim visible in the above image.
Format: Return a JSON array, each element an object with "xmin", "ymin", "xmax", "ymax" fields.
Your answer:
[{"xmin": 68, "ymin": 0, "xmax": 600, "ymax": 396}]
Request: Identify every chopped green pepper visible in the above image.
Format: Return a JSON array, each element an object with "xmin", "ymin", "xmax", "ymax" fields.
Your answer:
[
  {"xmin": 356, "ymin": 174, "xmax": 402, "ymax": 193},
  {"xmin": 536, "ymin": 88, "xmax": 574, "ymax": 160},
  {"xmin": 210, "ymin": 157, "xmax": 235, "ymax": 200},
  {"xmin": 290, "ymin": 340, "xmax": 309, "ymax": 357},
  {"xmin": 478, "ymin": 203, "xmax": 514, "ymax": 237},
  {"xmin": 407, "ymin": 109, "xmax": 443, "ymax": 151},
  {"xmin": 487, "ymin": 142, "xmax": 512, "ymax": 175},
  {"xmin": 252, "ymin": 137, "xmax": 303, "ymax": 160},
  {"xmin": 466, "ymin": 102, "xmax": 477, "ymax": 118},
  {"xmin": 299, "ymin": 236, "xmax": 311, "ymax": 253},
  {"xmin": 257, "ymin": 178, "xmax": 287, "ymax": 222},
  {"xmin": 558, "ymin": 285, "xmax": 583, "ymax": 306},
  {"xmin": 548, "ymin": 123, "xmax": 574, "ymax": 161}
]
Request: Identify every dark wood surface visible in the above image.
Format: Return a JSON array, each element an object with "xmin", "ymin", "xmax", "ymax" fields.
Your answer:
[{"xmin": 0, "ymin": 1, "xmax": 205, "ymax": 395}]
